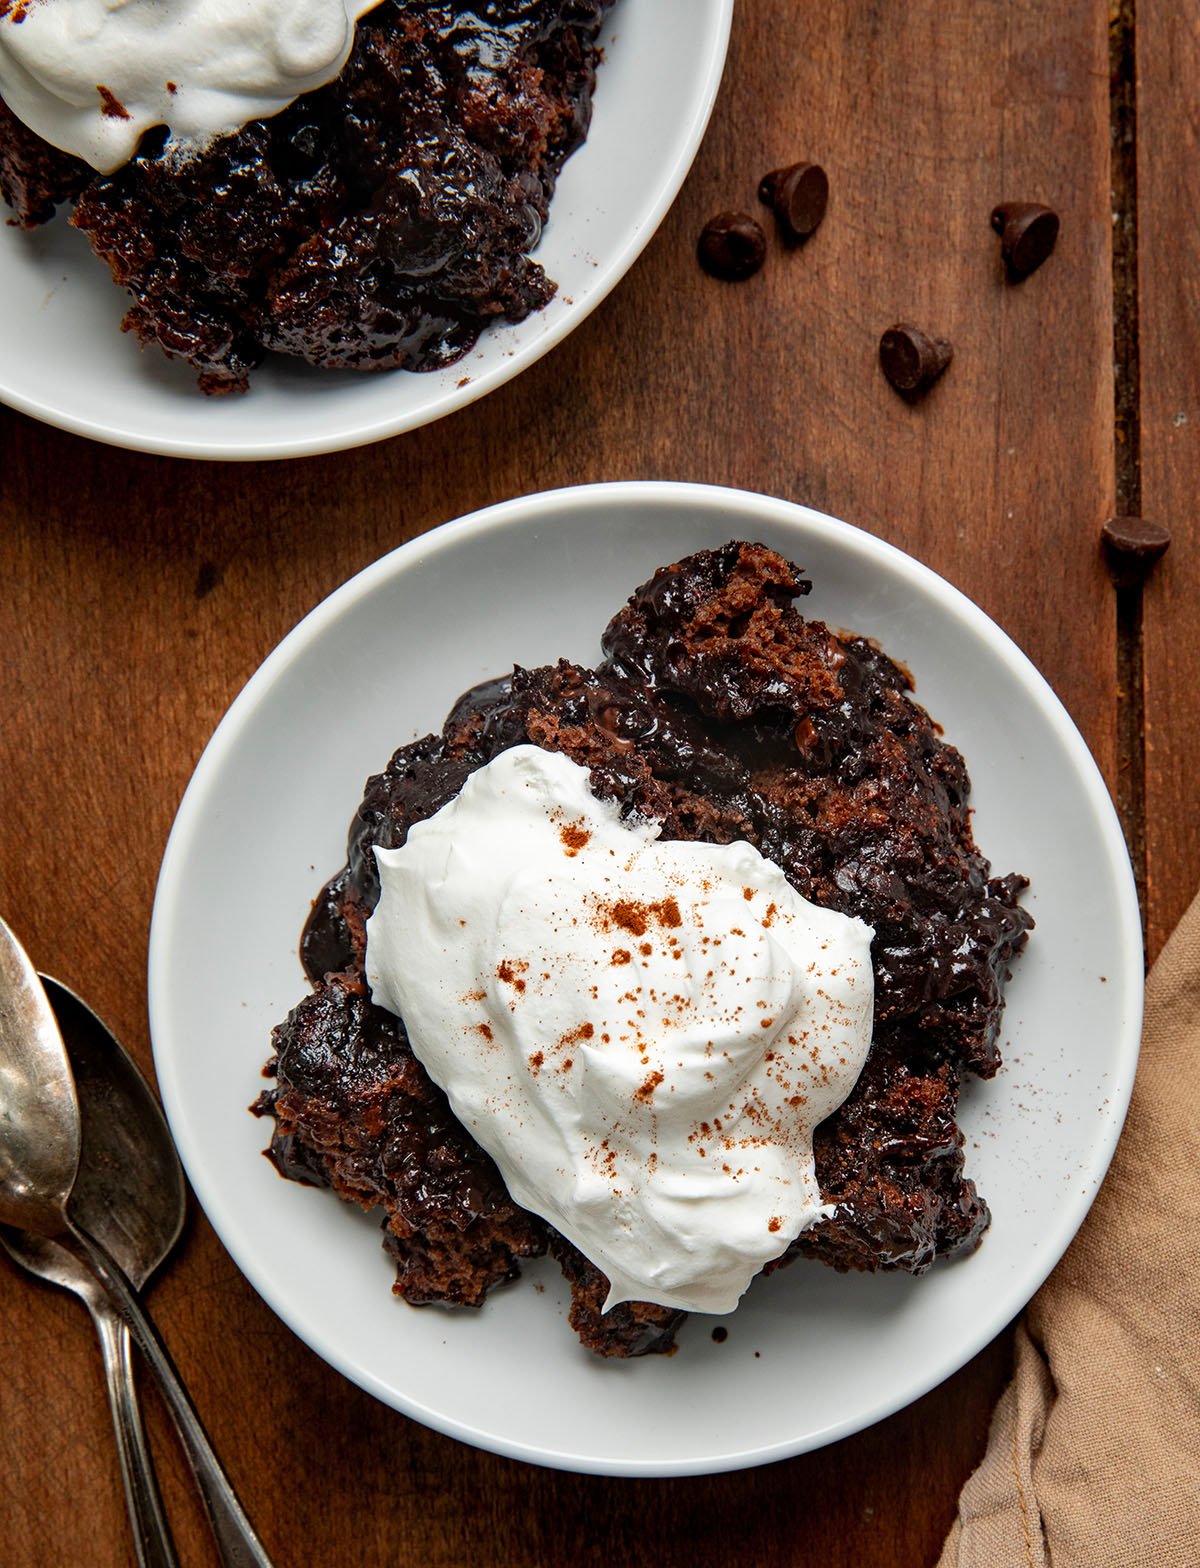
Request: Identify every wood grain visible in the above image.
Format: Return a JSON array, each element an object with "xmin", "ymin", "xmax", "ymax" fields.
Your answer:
[
  {"xmin": 1138, "ymin": 0, "xmax": 1200, "ymax": 960},
  {"xmin": 0, "ymin": 3, "xmax": 1120, "ymax": 1564}
]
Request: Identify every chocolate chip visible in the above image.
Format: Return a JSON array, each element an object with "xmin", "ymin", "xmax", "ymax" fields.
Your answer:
[
  {"xmin": 758, "ymin": 162, "xmax": 829, "ymax": 241},
  {"xmin": 879, "ymin": 323, "xmax": 953, "ymax": 398},
  {"xmin": 990, "ymin": 202, "xmax": 1060, "ymax": 279},
  {"xmin": 697, "ymin": 212, "xmax": 767, "ymax": 281},
  {"xmin": 1102, "ymin": 516, "xmax": 1171, "ymax": 585}
]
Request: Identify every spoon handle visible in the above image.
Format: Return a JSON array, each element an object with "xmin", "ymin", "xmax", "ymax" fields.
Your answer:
[
  {"xmin": 70, "ymin": 1225, "xmax": 274, "ymax": 1568},
  {"xmin": 91, "ymin": 1304, "xmax": 180, "ymax": 1568}
]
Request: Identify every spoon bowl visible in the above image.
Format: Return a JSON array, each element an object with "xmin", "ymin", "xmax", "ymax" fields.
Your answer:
[
  {"xmin": 41, "ymin": 976, "xmax": 185, "ymax": 1287},
  {"xmin": 0, "ymin": 919, "xmax": 80, "ymax": 1236}
]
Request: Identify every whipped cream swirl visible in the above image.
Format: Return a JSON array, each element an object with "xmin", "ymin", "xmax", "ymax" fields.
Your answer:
[
  {"xmin": 0, "ymin": 0, "xmax": 384, "ymax": 174},
  {"xmin": 366, "ymin": 745, "xmax": 875, "ymax": 1316}
]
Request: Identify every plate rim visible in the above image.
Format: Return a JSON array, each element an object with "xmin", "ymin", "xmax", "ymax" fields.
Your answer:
[
  {"xmin": 148, "ymin": 480, "xmax": 1145, "ymax": 1474},
  {"xmin": 0, "ymin": 3, "xmax": 734, "ymax": 462}
]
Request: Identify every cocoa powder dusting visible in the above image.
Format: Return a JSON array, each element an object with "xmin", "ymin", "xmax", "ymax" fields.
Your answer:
[
  {"xmin": 559, "ymin": 821, "xmax": 591, "ymax": 856},
  {"xmin": 601, "ymin": 897, "xmax": 683, "ymax": 938},
  {"xmin": 496, "ymin": 959, "xmax": 527, "ymax": 993},
  {"xmin": 608, "ymin": 900, "xmax": 648, "ymax": 936},
  {"xmin": 558, "ymin": 1022, "xmax": 595, "ymax": 1047},
  {"xmin": 97, "ymin": 86, "xmax": 131, "ymax": 119},
  {"xmin": 635, "ymin": 1070, "xmax": 664, "ymax": 1103}
]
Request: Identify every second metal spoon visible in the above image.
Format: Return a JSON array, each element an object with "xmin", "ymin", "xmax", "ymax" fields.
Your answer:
[
  {"xmin": 0, "ymin": 1222, "xmax": 178, "ymax": 1568},
  {"xmin": 0, "ymin": 926, "xmax": 272, "ymax": 1568},
  {"xmin": 1, "ymin": 974, "xmax": 184, "ymax": 1566}
]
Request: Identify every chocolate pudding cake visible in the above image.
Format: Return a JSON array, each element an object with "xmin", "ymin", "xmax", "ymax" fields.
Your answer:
[
  {"xmin": 0, "ymin": 1, "xmax": 615, "ymax": 392},
  {"xmin": 254, "ymin": 541, "xmax": 1033, "ymax": 1358}
]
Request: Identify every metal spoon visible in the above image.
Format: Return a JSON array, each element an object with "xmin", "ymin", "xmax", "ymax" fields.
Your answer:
[
  {"xmin": 0, "ymin": 921, "xmax": 273, "ymax": 1568},
  {"xmin": 1, "ymin": 975, "xmax": 181, "ymax": 1566},
  {"xmin": 0, "ymin": 1225, "xmax": 179, "ymax": 1568},
  {"xmin": 0, "ymin": 916, "xmax": 80, "ymax": 1235}
]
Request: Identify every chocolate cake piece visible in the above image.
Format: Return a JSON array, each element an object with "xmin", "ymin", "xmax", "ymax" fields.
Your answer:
[
  {"xmin": 784, "ymin": 1051, "xmax": 987, "ymax": 1274},
  {"xmin": 257, "ymin": 541, "xmax": 1033, "ymax": 1356},
  {"xmin": 257, "ymin": 979, "xmax": 547, "ymax": 1307},
  {"xmin": 600, "ymin": 541, "xmax": 1031, "ymax": 1079},
  {"xmin": 0, "ymin": 97, "xmax": 90, "ymax": 227},
  {"xmin": 551, "ymin": 1240, "xmax": 686, "ymax": 1359},
  {"xmin": 1, "ymin": 1, "xmax": 615, "ymax": 392}
]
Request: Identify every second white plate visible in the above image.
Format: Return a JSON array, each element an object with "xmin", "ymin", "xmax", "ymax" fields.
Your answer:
[{"xmin": 0, "ymin": 2, "xmax": 732, "ymax": 459}]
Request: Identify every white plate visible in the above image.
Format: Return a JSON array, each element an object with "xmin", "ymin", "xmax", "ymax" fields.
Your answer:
[
  {"xmin": 0, "ymin": 3, "xmax": 732, "ymax": 460},
  {"xmin": 149, "ymin": 482, "xmax": 1143, "ymax": 1476}
]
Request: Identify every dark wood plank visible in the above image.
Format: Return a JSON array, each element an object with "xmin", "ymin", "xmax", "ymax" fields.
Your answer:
[
  {"xmin": 1138, "ymin": 0, "xmax": 1200, "ymax": 960},
  {"xmin": 0, "ymin": 2, "xmax": 1116, "ymax": 1564}
]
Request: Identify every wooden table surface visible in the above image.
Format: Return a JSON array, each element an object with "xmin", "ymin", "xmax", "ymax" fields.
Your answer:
[{"xmin": 1, "ymin": 3, "xmax": 1194, "ymax": 1564}]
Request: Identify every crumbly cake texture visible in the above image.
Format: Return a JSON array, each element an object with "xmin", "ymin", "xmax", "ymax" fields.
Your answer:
[
  {"xmin": 254, "ymin": 542, "xmax": 1033, "ymax": 1357},
  {"xmin": 0, "ymin": 1, "xmax": 614, "ymax": 392}
]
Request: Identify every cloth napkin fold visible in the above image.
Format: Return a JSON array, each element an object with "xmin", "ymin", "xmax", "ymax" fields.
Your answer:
[{"xmin": 937, "ymin": 893, "xmax": 1200, "ymax": 1568}]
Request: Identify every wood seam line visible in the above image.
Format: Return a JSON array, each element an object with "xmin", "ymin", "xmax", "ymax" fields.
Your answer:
[{"xmin": 1110, "ymin": 0, "xmax": 1148, "ymax": 944}]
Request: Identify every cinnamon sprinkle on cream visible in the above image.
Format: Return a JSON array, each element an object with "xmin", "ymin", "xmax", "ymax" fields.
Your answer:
[{"xmin": 97, "ymin": 84, "xmax": 131, "ymax": 119}]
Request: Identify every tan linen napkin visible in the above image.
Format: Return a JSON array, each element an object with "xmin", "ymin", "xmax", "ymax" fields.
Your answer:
[{"xmin": 937, "ymin": 893, "xmax": 1200, "ymax": 1568}]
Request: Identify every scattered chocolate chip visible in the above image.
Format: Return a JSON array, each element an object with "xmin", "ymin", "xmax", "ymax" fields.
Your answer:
[
  {"xmin": 758, "ymin": 162, "xmax": 829, "ymax": 241},
  {"xmin": 879, "ymin": 323, "xmax": 953, "ymax": 398},
  {"xmin": 698, "ymin": 212, "xmax": 767, "ymax": 281},
  {"xmin": 990, "ymin": 202, "xmax": 1060, "ymax": 279},
  {"xmin": 711, "ymin": 1326, "xmax": 729, "ymax": 1343},
  {"xmin": 1102, "ymin": 516, "xmax": 1171, "ymax": 586}
]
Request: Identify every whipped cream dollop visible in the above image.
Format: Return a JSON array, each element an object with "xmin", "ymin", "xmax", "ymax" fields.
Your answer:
[
  {"xmin": 366, "ymin": 745, "xmax": 875, "ymax": 1316},
  {"xmin": 0, "ymin": 0, "xmax": 384, "ymax": 174}
]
